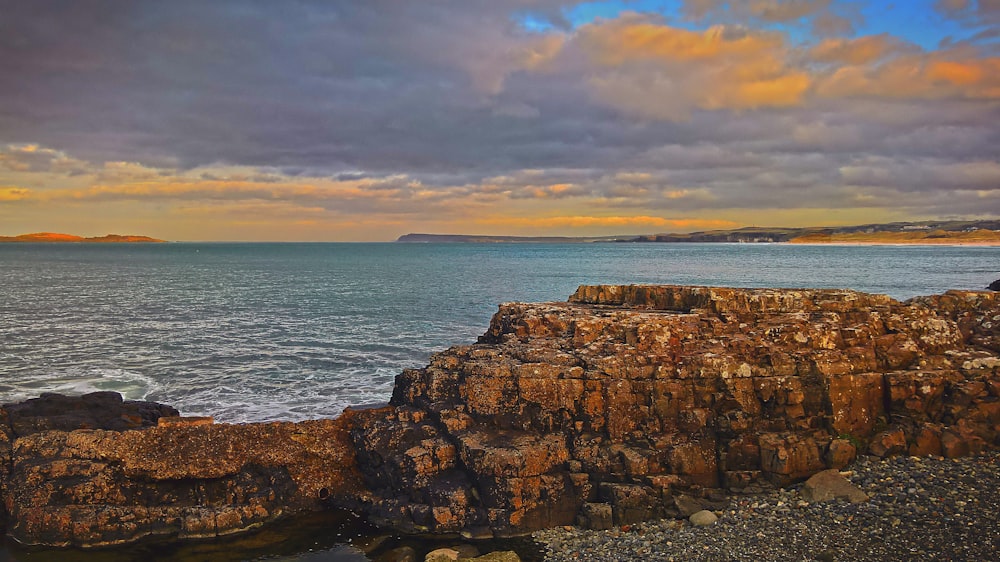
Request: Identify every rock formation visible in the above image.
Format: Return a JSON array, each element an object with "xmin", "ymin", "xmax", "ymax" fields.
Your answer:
[
  {"xmin": 0, "ymin": 394, "xmax": 366, "ymax": 547},
  {"xmin": 1, "ymin": 286, "xmax": 998, "ymax": 548}
]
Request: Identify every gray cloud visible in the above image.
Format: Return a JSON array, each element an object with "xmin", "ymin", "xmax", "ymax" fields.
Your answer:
[{"xmin": 1, "ymin": 0, "xmax": 998, "ymax": 224}]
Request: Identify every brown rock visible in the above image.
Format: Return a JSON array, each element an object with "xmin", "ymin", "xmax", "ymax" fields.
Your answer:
[
  {"xmin": 869, "ymin": 428, "xmax": 907, "ymax": 458},
  {"xmin": 909, "ymin": 424, "xmax": 943, "ymax": 457},
  {"xmin": 578, "ymin": 502, "xmax": 613, "ymax": 530},
  {"xmin": 157, "ymin": 416, "xmax": 214, "ymax": 427},
  {"xmin": 825, "ymin": 438, "xmax": 857, "ymax": 469},
  {"xmin": 801, "ymin": 469, "xmax": 868, "ymax": 503}
]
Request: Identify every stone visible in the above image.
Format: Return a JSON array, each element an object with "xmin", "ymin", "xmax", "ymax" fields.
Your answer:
[
  {"xmin": 800, "ymin": 469, "xmax": 869, "ymax": 503},
  {"xmin": 452, "ymin": 544, "xmax": 481, "ymax": 559},
  {"xmin": 426, "ymin": 548, "xmax": 461, "ymax": 562},
  {"xmin": 869, "ymin": 429, "xmax": 907, "ymax": 458},
  {"xmin": 988, "ymin": 279, "xmax": 1000, "ymax": 291},
  {"xmin": 825, "ymin": 438, "xmax": 857, "ymax": 469},
  {"xmin": 673, "ymin": 494, "xmax": 707, "ymax": 518},
  {"xmin": 578, "ymin": 502, "xmax": 613, "ymax": 530},
  {"xmin": 689, "ymin": 510, "xmax": 718, "ymax": 526}
]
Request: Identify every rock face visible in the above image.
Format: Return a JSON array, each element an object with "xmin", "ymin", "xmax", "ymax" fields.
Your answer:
[
  {"xmin": 1, "ymin": 285, "xmax": 998, "ymax": 548},
  {"xmin": 353, "ymin": 286, "xmax": 1000, "ymax": 536},
  {"xmin": 0, "ymin": 394, "xmax": 367, "ymax": 547}
]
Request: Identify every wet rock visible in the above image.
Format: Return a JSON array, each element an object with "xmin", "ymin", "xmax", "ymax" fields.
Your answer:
[
  {"xmin": 377, "ymin": 546, "xmax": 418, "ymax": 562},
  {"xmin": 426, "ymin": 547, "xmax": 461, "ymax": 561},
  {"xmin": 988, "ymin": 279, "xmax": 1000, "ymax": 291},
  {"xmin": 3, "ymin": 391, "xmax": 178, "ymax": 435}
]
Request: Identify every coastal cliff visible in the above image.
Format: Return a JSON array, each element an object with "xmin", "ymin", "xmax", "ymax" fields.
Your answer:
[{"xmin": 1, "ymin": 285, "xmax": 998, "ymax": 548}]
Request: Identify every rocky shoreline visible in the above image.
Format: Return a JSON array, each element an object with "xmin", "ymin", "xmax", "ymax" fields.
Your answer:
[
  {"xmin": 1, "ymin": 284, "xmax": 998, "ymax": 554},
  {"xmin": 536, "ymin": 452, "xmax": 1000, "ymax": 561}
]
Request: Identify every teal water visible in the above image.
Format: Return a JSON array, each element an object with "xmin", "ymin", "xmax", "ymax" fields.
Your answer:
[{"xmin": 1, "ymin": 242, "xmax": 998, "ymax": 422}]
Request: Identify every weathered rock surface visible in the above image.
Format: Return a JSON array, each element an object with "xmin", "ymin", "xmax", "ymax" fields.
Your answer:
[
  {"xmin": 1, "ymin": 285, "xmax": 998, "ymax": 548},
  {"xmin": 0, "ymin": 394, "xmax": 367, "ymax": 547},
  {"xmin": 356, "ymin": 286, "xmax": 1000, "ymax": 536}
]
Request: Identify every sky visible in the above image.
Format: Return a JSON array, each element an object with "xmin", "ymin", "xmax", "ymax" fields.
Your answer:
[{"xmin": 1, "ymin": 0, "xmax": 998, "ymax": 241}]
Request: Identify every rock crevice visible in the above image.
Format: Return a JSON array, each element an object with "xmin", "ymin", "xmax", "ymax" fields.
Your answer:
[{"xmin": 1, "ymin": 285, "xmax": 998, "ymax": 547}]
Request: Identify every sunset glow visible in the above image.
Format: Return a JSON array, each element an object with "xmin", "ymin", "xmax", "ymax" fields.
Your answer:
[{"xmin": 1, "ymin": 1, "xmax": 997, "ymax": 241}]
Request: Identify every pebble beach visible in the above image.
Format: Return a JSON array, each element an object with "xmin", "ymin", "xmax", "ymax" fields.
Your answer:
[{"xmin": 534, "ymin": 453, "xmax": 1000, "ymax": 561}]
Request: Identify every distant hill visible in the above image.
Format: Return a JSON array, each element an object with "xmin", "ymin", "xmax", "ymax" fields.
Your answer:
[
  {"xmin": 397, "ymin": 220, "xmax": 1000, "ymax": 245},
  {"xmin": 789, "ymin": 229, "xmax": 1000, "ymax": 245},
  {"xmin": 631, "ymin": 220, "xmax": 1000, "ymax": 244},
  {"xmin": 0, "ymin": 232, "xmax": 165, "ymax": 243}
]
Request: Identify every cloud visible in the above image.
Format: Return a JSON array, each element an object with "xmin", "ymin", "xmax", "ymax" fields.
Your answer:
[
  {"xmin": 809, "ymin": 35, "xmax": 904, "ymax": 65},
  {"xmin": 1, "ymin": 2, "xmax": 998, "ymax": 240},
  {"xmin": 839, "ymin": 157, "xmax": 1000, "ymax": 191},
  {"xmin": 0, "ymin": 144, "xmax": 88, "ymax": 174},
  {"xmin": 0, "ymin": 186, "xmax": 33, "ymax": 201},
  {"xmin": 935, "ymin": 0, "xmax": 1000, "ymax": 25},
  {"xmin": 550, "ymin": 15, "xmax": 812, "ymax": 118},
  {"xmin": 681, "ymin": 0, "xmax": 858, "ymax": 34},
  {"xmin": 814, "ymin": 51, "xmax": 1000, "ymax": 100}
]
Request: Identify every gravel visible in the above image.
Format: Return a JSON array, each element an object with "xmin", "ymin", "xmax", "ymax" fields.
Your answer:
[{"xmin": 534, "ymin": 453, "xmax": 1000, "ymax": 561}]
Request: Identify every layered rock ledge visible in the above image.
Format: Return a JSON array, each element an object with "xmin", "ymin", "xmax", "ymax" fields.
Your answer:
[{"xmin": 1, "ymin": 285, "xmax": 998, "ymax": 548}]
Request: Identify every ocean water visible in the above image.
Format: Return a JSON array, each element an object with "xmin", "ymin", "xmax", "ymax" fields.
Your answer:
[{"xmin": 1, "ymin": 242, "xmax": 997, "ymax": 422}]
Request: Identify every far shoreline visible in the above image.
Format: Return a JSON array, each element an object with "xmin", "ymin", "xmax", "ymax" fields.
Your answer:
[{"xmin": 785, "ymin": 240, "xmax": 1000, "ymax": 247}]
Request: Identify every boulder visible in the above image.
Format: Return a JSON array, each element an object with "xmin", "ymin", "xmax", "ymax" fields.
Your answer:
[
  {"xmin": 800, "ymin": 469, "xmax": 869, "ymax": 503},
  {"xmin": 689, "ymin": 510, "xmax": 719, "ymax": 526},
  {"xmin": 988, "ymin": 279, "xmax": 1000, "ymax": 291}
]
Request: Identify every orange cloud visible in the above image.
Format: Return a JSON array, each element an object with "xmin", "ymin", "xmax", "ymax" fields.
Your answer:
[
  {"xmin": 810, "ymin": 35, "xmax": 900, "ymax": 65},
  {"xmin": 506, "ymin": 13, "xmax": 1000, "ymax": 119},
  {"xmin": 817, "ymin": 54, "xmax": 1000, "ymax": 100},
  {"xmin": 582, "ymin": 21, "xmax": 783, "ymax": 63},
  {"xmin": 565, "ymin": 16, "xmax": 811, "ymax": 118},
  {"xmin": 0, "ymin": 186, "xmax": 32, "ymax": 201},
  {"xmin": 927, "ymin": 60, "xmax": 986, "ymax": 86}
]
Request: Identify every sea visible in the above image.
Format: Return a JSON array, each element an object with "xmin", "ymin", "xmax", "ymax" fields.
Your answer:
[
  {"xmin": 1, "ymin": 241, "xmax": 998, "ymax": 561},
  {"xmin": 1, "ymin": 242, "xmax": 998, "ymax": 423}
]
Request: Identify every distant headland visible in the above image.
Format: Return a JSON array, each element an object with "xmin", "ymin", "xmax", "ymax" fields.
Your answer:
[
  {"xmin": 398, "ymin": 219, "xmax": 1000, "ymax": 245},
  {"xmin": 0, "ymin": 232, "xmax": 165, "ymax": 243}
]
